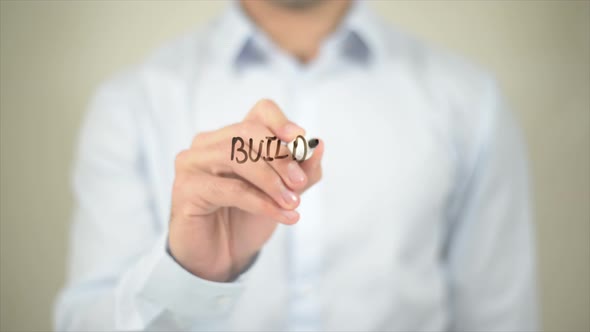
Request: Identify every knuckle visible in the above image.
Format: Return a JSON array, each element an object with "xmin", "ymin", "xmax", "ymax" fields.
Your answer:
[
  {"xmin": 255, "ymin": 98, "xmax": 279, "ymax": 113},
  {"xmin": 174, "ymin": 150, "xmax": 191, "ymax": 170},
  {"xmin": 213, "ymin": 137, "xmax": 228, "ymax": 153},
  {"xmin": 252, "ymin": 99, "xmax": 280, "ymax": 121},
  {"xmin": 229, "ymin": 180, "xmax": 250, "ymax": 195},
  {"xmin": 205, "ymin": 178, "xmax": 225, "ymax": 199},
  {"xmin": 171, "ymin": 177, "xmax": 185, "ymax": 196},
  {"xmin": 176, "ymin": 173, "xmax": 196, "ymax": 193},
  {"xmin": 210, "ymin": 164, "xmax": 230, "ymax": 177},
  {"xmin": 172, "ymin": 174, "xmax": 200, "ymax": 207},
  {"xmin": 192, "ymin": 131, "xmax": 209, "ymax": 147},
  {"xmin": 239, "ymin": 121, "xmax": 256, "ymax": 137}
]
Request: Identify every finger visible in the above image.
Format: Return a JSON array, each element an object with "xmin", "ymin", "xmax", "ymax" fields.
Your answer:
[
  {"xmin": 232, "ymin": 157, "xmax": 301, "ymax": 210},
  {"xmin": 299, "ymin": 139, "xmax": 324, "ymax": 189},
  {"xmin": 190, "ymin": 121, "xmax": 309, "ymax": 191},
  {"xmin": 187, "ymin": 143, "xmax": 301, "ymax": 210},
  {"xmin": 195, "ymin": 173, "xmax": 300, "ymax": 225},
  {"xmin": 244, "ymin": 99, "xmax": 305, "ymax": 142},
  {"xmin": 191, "ymin": 121, "xmax": 276, "ymax": 150},
  {"xmin": 242, "ymin": 100, "xmax": 310, "ymax": 191}
]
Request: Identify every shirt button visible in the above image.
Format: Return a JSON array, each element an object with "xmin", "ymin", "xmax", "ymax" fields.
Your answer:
[{"xmin": 215, "ymin": 295, "xmax": 231, "ymax": 309}]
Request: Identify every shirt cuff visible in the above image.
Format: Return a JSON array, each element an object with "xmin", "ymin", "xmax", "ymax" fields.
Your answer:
[{"xmin": 136, "ymin": 234, "xmax": 246, "ymax": 320}]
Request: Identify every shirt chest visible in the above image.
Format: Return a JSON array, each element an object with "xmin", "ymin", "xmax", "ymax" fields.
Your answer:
[{"xmin": 142, "ymin": 62, "xmax": 456, "ymax": 330}]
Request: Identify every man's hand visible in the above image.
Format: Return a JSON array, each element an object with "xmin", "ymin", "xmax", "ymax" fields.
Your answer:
[{"xmin": 168, "ymin": 99, "xmax": 324, "ymax": 282}]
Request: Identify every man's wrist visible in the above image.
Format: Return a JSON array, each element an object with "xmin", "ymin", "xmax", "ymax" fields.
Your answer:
[
  {"xmin": 166, "ymin": 238, "xmax": 259, "ymax": 283},
  {"xmin": 228, "ymin": 252, "xmax": 260, "ymax": 282}
]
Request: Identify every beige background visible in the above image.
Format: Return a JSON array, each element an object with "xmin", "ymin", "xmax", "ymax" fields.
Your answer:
[{"xmin": 1, "ymin": 1, "xmax": 589, "ymax": 331}]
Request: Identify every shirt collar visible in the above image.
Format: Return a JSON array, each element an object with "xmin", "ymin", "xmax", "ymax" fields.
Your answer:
[
  {"xmin": 211, "ymin": 0, "xmax": 385, "ymax": 68},
  {"xmin": 342, "ymin": 1, "xmax": 385, "ymax": 63}
]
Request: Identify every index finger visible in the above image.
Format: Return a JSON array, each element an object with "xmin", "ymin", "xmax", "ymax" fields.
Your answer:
[{"xmin": 244, "ymin": 99, "xmax": 305, "ymax": 142}]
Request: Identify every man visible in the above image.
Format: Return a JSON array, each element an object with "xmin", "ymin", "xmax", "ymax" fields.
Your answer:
[{"xmin": 54, "ymin": 0, "xmax": 538, "ymax": 330}]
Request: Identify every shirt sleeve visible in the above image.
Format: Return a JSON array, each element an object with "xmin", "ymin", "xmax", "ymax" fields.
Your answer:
[
  {"xmin": 444, "ymin": 78, "xmax": 539, "ymax": 331},
  {"xmin": 53, "ymin": 72, "xmax": 246, "ymax": 331}
]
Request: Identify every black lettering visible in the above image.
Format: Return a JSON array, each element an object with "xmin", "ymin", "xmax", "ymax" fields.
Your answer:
[
  {"xmin": 231, "ymin": 137, "xmax": 247, "ymax": 164},
  {"xmin": 274, "ymin": 139, "xmax": 289, "ymax": 159},
  {"xmin": 291, "ymin": 135, "xmax": 307, "ymax": 162},
  {"xmin": 248, "ymin": 138, "xmax": 263, "ymax": 162},
  {"xmin": 264, "ymin": 136, "xmax": 277, "ymax": 161}
]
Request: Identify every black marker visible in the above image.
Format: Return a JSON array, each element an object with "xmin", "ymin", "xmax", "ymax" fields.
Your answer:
[{"xmin": 284, "ymin": 136, "xmax": 319, "ymax": 161}]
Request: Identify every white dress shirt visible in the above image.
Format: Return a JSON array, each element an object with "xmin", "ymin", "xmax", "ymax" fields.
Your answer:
[{"xmin": 54, "ymin": 2, "xmax": 538, "ymax": 331}]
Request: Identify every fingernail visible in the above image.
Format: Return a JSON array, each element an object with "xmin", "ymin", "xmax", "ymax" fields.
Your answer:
[
  {"xmin": 281, "ymin": 209, "xmax": 299, "ymax": 222},
  {"xmin": 281, "ymin": 186, "xmax": 299, "ymax": 206},
  {"xmin": 288, "ymin": 161, "xmax": 306, "ymax": 184}
]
